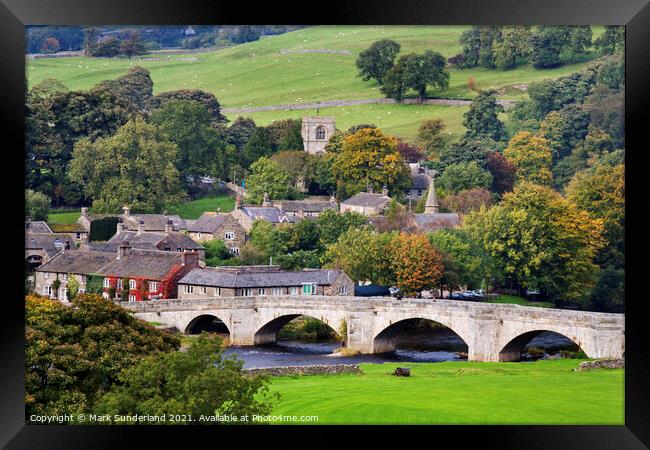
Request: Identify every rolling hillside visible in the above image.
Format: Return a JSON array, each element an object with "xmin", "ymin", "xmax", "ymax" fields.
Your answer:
[{"xmin": 27, "ymin": 25, "xmax": 603, "ymax": 141}]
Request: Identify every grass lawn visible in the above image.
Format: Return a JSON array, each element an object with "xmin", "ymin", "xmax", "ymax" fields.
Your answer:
[
  {"xmin": 47, "ymin": 209, "xmax": 83, "ymax": 224},
  {"xmin": 264, "ymin": 359, "xmax": 623, "ymax": 425},
  {"xmin": 484, "ymin": 295, "xmax": 554, "ymax": 308},
  {"xmin": 165, "ymin": 194, "xmax": 235, "ymax": 219},
  {"xmin": 27, "ymin": 26, "xmax": 604, "ymax": 141}
]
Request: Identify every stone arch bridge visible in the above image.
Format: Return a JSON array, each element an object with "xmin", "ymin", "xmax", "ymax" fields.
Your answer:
[{"xmin": 123, "ymin": 296, "xmax": 625, "ymax": 362}]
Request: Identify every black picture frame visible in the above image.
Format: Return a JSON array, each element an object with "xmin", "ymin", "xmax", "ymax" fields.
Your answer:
[{"xmin": 2, "ymin": 0, "xmax": 648, "ymax": 447}]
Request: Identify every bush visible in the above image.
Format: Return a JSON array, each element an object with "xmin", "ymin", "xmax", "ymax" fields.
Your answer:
[{"xmin": 25, "ymin": 189, "xmax": 51, "ymax": 221}]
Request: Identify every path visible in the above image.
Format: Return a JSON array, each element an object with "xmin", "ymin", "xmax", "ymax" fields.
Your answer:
[{"xmin": 222, "ymin": 97, "xmax": 516, "ymax": 114}]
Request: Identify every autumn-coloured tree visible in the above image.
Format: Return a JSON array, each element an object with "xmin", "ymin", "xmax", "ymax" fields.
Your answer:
[
  {"xmin": 396, "ymin": 140, "xmax": 424, "ymax": 163},
  {"xmin": 389, "ymin": 233, "xmax": 444, "ymax": 296},
  {"xmin": 41, "ymin": 37, "xmax": 61, "ymax": 53},
  {"xmin": 331, "ymin": 128, "xmax": 411, "ymax": 197},
  {"xmin": 440, "ymin": 188, "xmax": 492, "ymax": 215},
  {"xmin": 485, "ymin": 151, "xmax": 517, "ymax": 194},
  {"xmin": 503, "ymin": 131, "xmax": 553, "ymax": 186},
  {"xmin": 416, "ymin": 118, "xmax": 446, "ymax": 160}
]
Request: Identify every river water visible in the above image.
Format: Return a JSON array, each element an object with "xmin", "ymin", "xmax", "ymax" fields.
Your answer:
[{"xmin": 221, "ymin": 329, "xmax": 577, "ymax": 369}]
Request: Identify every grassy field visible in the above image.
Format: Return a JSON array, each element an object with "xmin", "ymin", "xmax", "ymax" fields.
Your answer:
[
  {"xmin": 264, "ymin": 359, "xmax": 623, "ymax": 425},
  {"xmin": 47, "ymin": 209, "xmax": 83, "ymax": 224},
  {"xmin": 484, "ymin": 295, "xmax": 554, "ymax": 308},
  {"xmin": 27, "ymin": 26, "xmax": 604, "ymax": 141}
]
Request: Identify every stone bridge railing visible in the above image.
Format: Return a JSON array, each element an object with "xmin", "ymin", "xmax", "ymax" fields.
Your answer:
[{"xmin": 123, "ymin": 296, "xmax": 625, "ymax": 362}]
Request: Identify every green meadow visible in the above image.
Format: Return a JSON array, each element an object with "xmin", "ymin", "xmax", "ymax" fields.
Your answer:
[
  {"xmin": 264, "ymin": 360, "xmax": 624, "ymax": 425},
  {"xmin": 27, "ymin": 26, "xmax": 604, "ymax": 141}
]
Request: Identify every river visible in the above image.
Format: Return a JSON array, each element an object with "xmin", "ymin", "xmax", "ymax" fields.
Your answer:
[{"xmin": 221, "ymin": 329, "xmax": 577, "ymax": 369}]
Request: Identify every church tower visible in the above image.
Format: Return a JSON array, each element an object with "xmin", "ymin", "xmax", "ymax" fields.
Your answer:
[{"xmin": 301, "ymin": 116, "xmax": 335, "ymax": 155}]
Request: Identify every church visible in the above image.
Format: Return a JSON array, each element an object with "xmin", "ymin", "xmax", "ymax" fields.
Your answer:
[{"xmin": 301, "ymin": 116, "xmax": 335, "ymax": 154}]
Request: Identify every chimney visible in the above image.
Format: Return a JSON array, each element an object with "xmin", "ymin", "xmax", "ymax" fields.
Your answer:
[
  {"xmin": 123, "ymin": 205, "xmax": 130, "ymax": 217},
  {"xmin": 116, "ymin": 221, "xmax": 125, "ymax": 233},
  {"xmin": 165, "ymin": 219, "xmax": 174, "ymax": 234},
  {"xmin": 381, "ymin": 186, "xmax": 389, "ymax": 197},
  {"xmin": 137, "ymin": 219, "xmax": 145, "ymax": 235},
  {"xmin": 81, "ymin": 207, "xmax": 89, "ymax": 217},
  {"xmin": 79, "ymin": 233, "xmax": 88, "ymax": 249},
  {"xmin": 262, "ymin": 192, "xmax": 271, "ymax": 207},
  {"xmin": 117, "ymin": 241, "xmax": 131, "ymax": 259}
]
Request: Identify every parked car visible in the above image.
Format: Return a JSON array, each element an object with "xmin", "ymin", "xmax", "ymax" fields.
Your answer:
[{"xmin": 388, "ymin": 286, "xmax": 402, "ymax": 299}]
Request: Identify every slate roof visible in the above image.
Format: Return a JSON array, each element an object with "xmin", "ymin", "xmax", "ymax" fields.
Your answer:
[
  {"xmin": 179, "ymin": 267, "xmax": 347, "ymax": 288},
  {"xmin": 84, "ymin": 242, "xmax": 119, "ymax": 253},
  {"xmin": 341, "ymin": 192, "xmax": 390, "ymax": 208},
  {"xmin": 36, "ymin": 250, "xmax": 114, "ymax": 274},
  {"xmin": 241, "ymin": 206, "xmax": 293, "ymax": 224},
  {"xmin": 98, "ymin": 250, "xmax": 187, "ymax": 279},
  {"xmin": 124, "ymin": 214, "xmax": 187, "ymax": 231},
  {"xmin": 187, "ymin": 212, "xmax": 229, "ymax": 233},
  {"xmin": 276, "ymin": 201, "xmax": 337, "ymax": 213},
  {"xmin": 25, "ymin": 221, "xmax": 52, "ymax": 234},
  {"xmin": 26, "ymin": 233, "xmax": 76, "ymax": 257},
  {"xmin": 108, "ymin": 230, "xmax": 203, "ymax": 251},
  {"xmin": 413, "ymin": 213, "xmax": 461, "ymax": 231}
]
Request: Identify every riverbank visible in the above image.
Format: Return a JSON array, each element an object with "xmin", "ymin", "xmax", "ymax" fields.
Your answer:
[{"xmin": 264, "ymin": 359, "xmax": 624, "ymax": 424}]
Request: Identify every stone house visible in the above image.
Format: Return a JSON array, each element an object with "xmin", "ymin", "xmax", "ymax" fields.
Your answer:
[
  {"xmin": 178, "ymin": 265, "xmax": 355, "ymax": 299},
  {"xmin": 25, "ymin": 232, "xmax": 76, "ymax": 271},
  {"xmin": 272, "ymin": 198, "xmax": 338, "ymax": 218},
  {"xmin": 187, "ymin": 212, "xmax": 246, "ymax": 256},
  {"xmin": 76, "ymin": 206, "xmax": 188, "ymax": 234},
  {"xmin": 230, "ymin": 201, "xmax": 294, "ymax": 232},
  {"xmin": 301, "ymin": 116, "xmax": 335, "ymax": 155},
  {"xmin": 340, "ymin": 189, "xmax": 391, "ymax": 216},
  {"xmin": 34, "ymin": 244, "xmax": 201, "ymax": 302}
]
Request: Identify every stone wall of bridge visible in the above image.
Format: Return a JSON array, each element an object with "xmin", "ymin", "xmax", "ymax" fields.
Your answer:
[{"xmin": 124, "ymin": 296, "xmax": 625, "ymax": 362}]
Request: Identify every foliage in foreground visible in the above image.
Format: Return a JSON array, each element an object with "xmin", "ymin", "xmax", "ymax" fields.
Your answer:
[{"xmin": 94, "ymin": 333, "xmax": 277, "ymax": 423}]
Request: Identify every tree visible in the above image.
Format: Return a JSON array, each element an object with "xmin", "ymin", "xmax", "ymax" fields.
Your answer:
[
  {"xmin": 566, "ymin": 163, "xmax": 624, "ymax": 267},
  {"xmin": 396, "ymin": 140, "xmax": 424, "ymax": 163},
  {"xmin": 458, "ymin": 27, "xmax": 482, "ymax": 68},
  {"xmin": 382, "ymin": 52, "xmax": 449, "ymax": 101},
  {"xmin": 538, "ymin": 105, "xmax": 590, "ymax": 161},
  {"xmin": 119, "ymin": 30, "xmax": 146, "ymax": 58},
  {"xmin": 356, "ymin": 39, "xmax": 401, "ymax": 84},
  {"xmin": 66, "ymin": 275, "xmax": 80, "ymax": 301},
  {"xmin": 503, "ymin": 132, "xmax": 553, "ymax": 186},
  {"xmin": 82, "ymin": 27, "xmax": 100, "ymax": 55},
  {"xmin": 416, "ymin": 119, "xmax": 446, "ymax": 160},
  {"xmin": 435, "ymin": 137, "xmax": 496, "ymax": 172},
  {"xmin": 152, "ymin": 89, "xmax": 227, "ymax": 125},
  {"xmin": 594, "ymin": 26, "xmax": 624, "ymax": 55},
  {"xmin": 92, "ymin": 66, "xmax": 154, "ymax": 114},
  {"xmin": 203, "ymin": 239, "xmax": 235, "ymax": 267},
  {"xmin": 462, "ymin": 90, "xmax": 506, "ymax": 142},
  {"xmin": 492, "ymin": 26, "xmax": 531, "ymax": 69},
  {"xmin": 242, "ymin": 127, "xmax": 276, "ymax": 168},
  {"xmin": 530, "ymin": 26, "xmax": 571, "ymax": 68},
  {"xmin": 270, "ymin": 150, "xmax": 316, "ymax": 192},
  {"xmin": 94, "ymin": 334, "xmax": 276, "ymax": 422},
  {"xmin": 589, "ymin": 266, "xmax": 624, "ymax": 312},
  {"xmin": 583, "ymin": 85, "xmax": 624, "ymax": 149},
  {"xmin": 428, "ymin": 228, "xmax": 487, "ymax": 292},
  {"xmin": 265, "ymin": 119, "xmax": 304, "ymax": 151},
  {"xmin": 25, "ymin": 189, "xmax": 50, "ymax": 221},
  {"xmin": 485, "ymin": 151, "xmax": 517, "ymax": 194},
  {"xmin": 323, "ymin": 227, "xmax": 394, "ymax": 285},
  {"xmin": 563, "ymin": 26, "xmax": 592, "ymax": 61},
  {"xmin": 68, "ymin": 116, "xmax": 185, "ymax": 213},
  {"xmin": 151, "ymin": 99, "xmax": 227, "ymax": 185},
  {"xmin": 439, "ymin": 188, "xmax": 492, "ymax": 215},
  {"xmin": 317, "ymin": 209, "xmax": 368, "ymax": 248},
  {"xmin": 245, "ymin": 157, "xmax": 292, "ymax": 205},
  {"xmin": 40, "ymin": 37, "xmax": 61, "ymax": 53},
  {"xmin": 25, "ymin": 294, "xmax": 179, "ymax": 417},
  {"xmin": 465, "ymin": 182, "xmax": 604, "ymax": 304},
  {"xmin": 226, "ymin": 116, "xmax": 257, "ymax": 149},
  {"xmin": 331, "ymin": 128, "xmax": 411, "ymax": 197},
  {"xmin": 437, "ymin": 162, "xmax": 493, "ymax": 195},
  {"xmin": 91, "ymin": 36, "xmax": 121, "ymax": 57},
  {"xmin": 389, "ymin": 233, "xmax": 444, "ymax": 296}
]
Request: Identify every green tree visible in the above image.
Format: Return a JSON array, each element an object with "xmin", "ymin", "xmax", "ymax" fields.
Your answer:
[
  {"xmin": 91, "ymin": 36, "xmax": 121, "ymax": 57},
  {"xmin": 437, "ymin": 162, "xmax": 493, "ymax": 195},
  {"xmin": 119, "ymin": 30, "xmax": 146, "ymax": 58},
  {"xmin": 530, "ymin": 26, "xmax": 571, "ymax": 68},
  {"xmin": 152, "ymin": 89, "xmax": 227, "ymax": 125},
  {"xmin": 503, "ymin": 131, "xmax": 553, "ymax": 186},
  {"xmin": 203, "ymin": 239, "xmax": 234, "ymax": 267},
  {"xmin": 331, "ymin": 128, "xmax": 411, "ymax": 197},
  {"xmin": 245, "ymin": 157, "xmax": 292, "ymax": 205},
  {"xmin": 317, "ymin": 209, "xmax": 368, "ymax": 248},
  {"xmin": 25, "ymin": 294, "xmax": 179, "ymax": 417},
  {"xmin": 94, "ymin": 334, "xmax": 277, "ymax": 422},
  {"xmin": 266, "ymin": 119, "xmax": 304, "ymax": 151},
  {"xmin": 589, "ymin": 266, "xmax": 624, "ymax": 312},
  {"xmin": 416, "ymin": 118, "xmax": 446, "ymax": 160},
  {"xmin": 356, "ymin": 39, "xmax": 401, "ymax": 84},
  {"xmin": 462, "ymin": 90, "xmax": 506, "ymax": 142},
  {"xmin": 68, "ymin": 116, "xmax": 185, "ymax": 213},
  {"xmin": 492, "ymin": 26, "xmax": 532, "ymax": 69},
  {"xmin": 382, "ymin": 51, "xmax": 449, "ymax": 101},
  {"xmin": 66, "ymin": 275, "xmax": 79, "ymax": 301},
  {"xmin": 92, "ymin": 66, "xmax": 154, "ymax": 114},
  {"xmin": 594, "ymin": 26, "xmax": 624, "ymax": 55},
  {"xmin": 242, "ymin": 127, "xmax": 275, "ymax": 168},
  {"xmin": 428, "ymin": 228, "xmax": 487, "ymax": 291},
  {"xmin": 25, "ymin": 189, "xmax": 51, "ymax": 221},
  {"xmin": 465, "ymin": 182, "xmax": 604, "ymax": 304},
  {"xmin": 538, "ymin": 105, "xmax": 590, "ymax": 161},
  {"xmin": 151, "ymin": 99, "xmax": 227, "ymax": 184}
]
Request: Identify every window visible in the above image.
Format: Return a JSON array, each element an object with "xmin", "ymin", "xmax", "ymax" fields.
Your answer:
[
  {"xmin": 259, "ymin": 288, "xmax": 266, "ymax": 296},
  {"xmin": 290, "ymin": 287, "xmax": 298, "ymax": 295},
  {"xmin": 242, "ymin": 288, "xmax": 253, "ymax": 297},
  {"xmin": 339, "ymin": 285, "xmax": 348, "ymax": 295},
  {"xmin": 229, "ymin": 247, "xmax": 240, "ymax": 255},
  {"xmin": 200, "ymin": 286, "xmax": 207, "ymax": 295},
  {"xmin": 225, "ymin": 231, "xmax": 235, "ymax": 240},
  {"xmin": 59, "ymin": 288, "xmax": 67, "ymax": 300},
  {"xmin": 43, "ymin": 285, "xmax": 52, "ymax": 297},
  {"xmin": 184, "ymin": 285, "xmax": 194, "ymax": 294},
  {"xmin": 129, "ymin": 279, "xmax": 137, "ymax": 290},
  {"xmin": 117, "ymin": 279, "xmax": 123, "ymax": 289},
  {"xmin": 315, "ymin": 125, "xmax": 325, "ymax": 140},
  {"xmin": 44, "ymin": 272, "xmax": 50, "ymax": 279},
  {"xmin": 197, "ymin": 232, "xmax": 202, "ymax": 239},
  {"xmin": 272, "ymin": 287, "xmax": 283, "ymax": 295},
  {"xmin": 302, "ymin": 284, "xmax": 317, "ymax": 295},
  {"xmin": 177, "ymin": 247, "xmax": 182, "ymax": 252},
  {"xmin": 78, "ymin": 288, "xmax": 85, "ymax": 294},
  {"xmin": 128, "ymin": 294, "xmax": 136, "ymax": 302},
  {"xmin": 164, "ymin": 247, "xmax": 171, "ymax": 252},
  {"xmin": 61, "ymin": 274, "xmax": 68, "ymax": 282},
  {"xmin": 149, "ymin": 281, "xmax": 158, "ymax": 292},
  {"xmin": 81, "ymin": 275, "xmax": 86, "ymax": 284},
  {"xmin": 103, "ymin": 278, "xmax": 110, "ymax": 288},
  {"xmin": 214, "ymin": 287, "xmax": 221, "ymax": 296},
  {"xmin": 76, "ymin": 232, "xmax": 81, "ymax": 239}
]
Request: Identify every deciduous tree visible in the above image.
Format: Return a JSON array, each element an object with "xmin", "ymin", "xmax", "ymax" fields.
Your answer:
[{"xmin": 503, "ymin": 132, "xmax": 553, "ymax": 186}]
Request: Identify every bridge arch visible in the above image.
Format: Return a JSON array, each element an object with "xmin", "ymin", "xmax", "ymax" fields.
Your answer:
[
  {"xmin": 184, "ymin": 314, "xmax": 230, "ymax": 336},
  {"xmin": 498, "ymin": 329, "xmax": 585, "ymax": 362},
  {"xmin": 373, "ymin": 316, "xmax": 470, "ymax": 354},
  {"xmin": 254, "ymin": 314, "xmax": 342, "ymax": 346}
]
